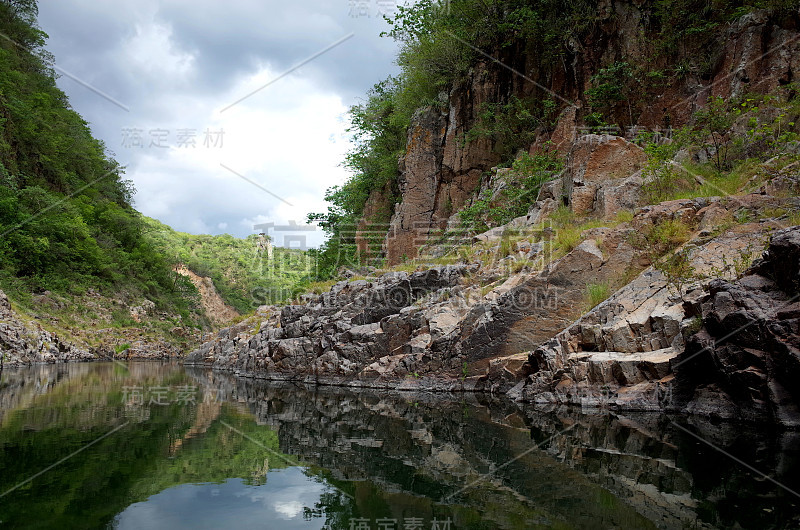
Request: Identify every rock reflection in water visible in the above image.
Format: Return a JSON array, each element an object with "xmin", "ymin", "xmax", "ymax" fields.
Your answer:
[
  {"xmin": 186, "ymin": 367, "xmax": 800, "ymax": 529},
  {"xmin": 1, "ymin": 362, "xmax": 799, "ymax": 529}
]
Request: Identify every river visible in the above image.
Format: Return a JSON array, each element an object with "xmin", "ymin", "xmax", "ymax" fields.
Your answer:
[{"xmin": 0, "ymin": 362, "xmax": 798, "ymax": 529}]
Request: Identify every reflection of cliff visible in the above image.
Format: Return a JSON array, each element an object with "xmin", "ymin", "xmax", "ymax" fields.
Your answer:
[
  {"xmin": 186, "ymin": 368, "xmax": 652, "ymax": 528},
  {"xmin": 0, "ymin": 362, "xmax": 182, "ymax": 428},
  {"xmin": 168, "ymin": 401, "xmax": 222, "ymax": 455},
  {"xmin": 186, "ymin": 367, "xmax": 800, "ymax": 529}
]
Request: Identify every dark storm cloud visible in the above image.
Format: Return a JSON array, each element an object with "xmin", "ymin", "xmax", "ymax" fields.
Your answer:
[
  {"xmin": 33, "ymin": 0, "xmax": 403, "ymax": 240},
  {"xmin": 38, "ymin": 0, "xmax": 399, "ymax": 112}
]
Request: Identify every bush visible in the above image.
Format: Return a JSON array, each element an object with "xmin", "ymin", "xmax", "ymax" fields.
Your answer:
[
  {"xmin": 584, "ymin": 282, "xmax": 611, "ymax": 309},
  {"xmin": 459, "ymin": 152, "xmax": 562, "ymax": 231}
]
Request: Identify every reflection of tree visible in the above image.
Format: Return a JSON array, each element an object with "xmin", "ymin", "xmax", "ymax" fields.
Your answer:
[
  {"xmin": 303, "ymin": 488, "xmax": 357, "ymax": 529},
  {"xmin": 0, "ymin": 364, "xmax": 294, "ymax": 528}
]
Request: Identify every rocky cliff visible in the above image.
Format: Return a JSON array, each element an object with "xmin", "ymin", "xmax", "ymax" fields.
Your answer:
[
  {"xmin": 0, "ymin": 289, "xmax": 187, "ymax": 365},
  {"xmin": 187, "ymin": 78, "xmax": 800, "ymax": 420},
  {"xmin": 186, "ymin": 2, "xmax": 800, "ymax": 425},
  {"xmin": 375, "ymin": 5, "xmax": 800, "ymax": 264}
]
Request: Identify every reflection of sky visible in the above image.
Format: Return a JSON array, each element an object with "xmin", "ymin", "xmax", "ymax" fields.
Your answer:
[{"xmin": 113, "ymin": 467, "xmax": 329, "ymax": 529}]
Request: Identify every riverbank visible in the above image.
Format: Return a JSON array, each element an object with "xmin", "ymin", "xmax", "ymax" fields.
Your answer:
[
  {"xmin": 0, "ymin": 289, "xmax": 191, "ymax": 366},
  {"xmin": 184, "ymin": 217, "xmax": 800, "ymax": 424}
]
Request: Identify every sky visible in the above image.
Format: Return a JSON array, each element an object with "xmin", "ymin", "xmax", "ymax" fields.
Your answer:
[{"xmin": 36, "ymin": 0, "xmax": 403, "ymax": 248}]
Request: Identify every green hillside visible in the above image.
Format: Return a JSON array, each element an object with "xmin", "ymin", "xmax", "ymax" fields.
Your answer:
[
  {"xmin": 0, "ymin": 1, "xmax": 200, "ymax": 318},
  {"xmin": 0, "ymin": 1, "xmax": 312, "ymax": 339},
  {"xmin": 143, "ymin": 217, "xmax": 314, "ymax": 313}
]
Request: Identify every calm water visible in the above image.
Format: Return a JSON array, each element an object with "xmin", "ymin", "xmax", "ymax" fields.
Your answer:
[{"xmin": 0, "ymin": 362, "xmax": 799, "ymax": 529}]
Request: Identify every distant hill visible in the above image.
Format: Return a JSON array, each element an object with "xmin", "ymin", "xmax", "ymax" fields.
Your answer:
[
  {"xmin": 0, "ymin": 1, "xmax": 312, "ymax": 344},
  {"xmin": 143, "ymin": 217, "xmax": 314, "ymax": 313}
]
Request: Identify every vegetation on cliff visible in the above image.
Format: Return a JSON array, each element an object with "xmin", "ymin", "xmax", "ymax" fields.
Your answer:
[
  {"xmin": 144, "ymin": 218, "xmax": 314, "ymax": 313},
  {"xmin": 309, "ymin": 0, "xmax": 799, "ymax": 279},
  {"xmin": 0, "ymin": 1, "xmax": 317, "ymax": 347}
]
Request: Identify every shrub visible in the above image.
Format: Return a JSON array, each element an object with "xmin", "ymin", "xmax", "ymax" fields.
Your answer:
[
  {"xmin": 584, "ymin": 282, "xmax": 611, "ymax": 309},
  {"xmin": 655, "ymin": 249, "xmax": 697, "ymax": 297},
  {"xmin": 629, "ymin": 218, "xmax": 692, "ymax": 264},
  {"xmin": 459, "ymin": 152, "xmax": 562, "ymax": 231}
]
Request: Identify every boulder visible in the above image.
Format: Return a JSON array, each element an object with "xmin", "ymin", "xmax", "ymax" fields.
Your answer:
[{"xmin": 674, "ymin": 226, "xmax": 800, "ymax": 425}]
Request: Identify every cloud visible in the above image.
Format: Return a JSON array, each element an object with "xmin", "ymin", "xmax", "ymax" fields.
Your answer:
[{"xmin": 36, "ymin": 0, "xmax": 402, "ymax": 246}]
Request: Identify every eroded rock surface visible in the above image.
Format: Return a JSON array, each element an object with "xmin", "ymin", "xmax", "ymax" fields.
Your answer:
[{"xmin": 674, "ymin": 226, "xmax": 800, "ymax": 425}]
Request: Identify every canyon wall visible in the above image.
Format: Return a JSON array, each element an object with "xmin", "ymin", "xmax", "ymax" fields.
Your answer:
[{"xmin": 375, "ymin": 5, "xmax": 800, "ymax": 265}]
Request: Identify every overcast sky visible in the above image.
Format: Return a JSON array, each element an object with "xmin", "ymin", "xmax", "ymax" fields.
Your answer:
[{"xmin": 37, "ymin": 0, "xmax": 402, "ymax": 248}]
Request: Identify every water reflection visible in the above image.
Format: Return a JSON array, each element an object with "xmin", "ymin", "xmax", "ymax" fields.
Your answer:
[
  {"xmin": 114, "ymin": 471, "xmax": 330, "ymax": 530},
  {"xmin": 0, "ymin": 362, "xmax": 799, "ymax": 529}
]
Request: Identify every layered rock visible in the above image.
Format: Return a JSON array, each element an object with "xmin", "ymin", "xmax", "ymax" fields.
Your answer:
[
  {"xmin": 505, "ymin": 224, "xmax": 800, "ymax": 426},
  {"xmin": 185, "ymin": 265, "xmax": 484, "ymax": 386},
  {"xmin": 674, "ymin": 226, "xmax": 800, "ymax": 425},
  {"xmin": 188, "ymin": 181, "xmax": 799, "ymax": 420}
]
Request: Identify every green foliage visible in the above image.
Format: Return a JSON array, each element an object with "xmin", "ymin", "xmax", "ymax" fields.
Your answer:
[
  {"xmin": 0, "ymin": 3, "xmax": 200, "ymax": 323},
  {"xmin": 554, "ymin": 225, "xmax": 582, "ymax": 255},
  {"xmin": 459, "ymin": 152, "xmax": 562, "ymax": 231},
  {"xmin": 584, "ymin": 282, "xmax": 611, "ymax": 309},
  {"xmin": 641, "ymin": 139, "xmax": 684, "ymax": 203},
  {"xmin": 629, "ymin": 218, "xmax": 693, "ymax": 281},
  {"xmin": 142, "ymin": 218, "xmax": 312, "ymax": 312},
  {"xmin": 467, "ymin": 96, "xmax": 558, "ymax": 163},
  {"xmin": 585, "ymin": 61, "xmax": 636, "ymax": 126},
  {"xmin": 691, "ymin": 96, "xmax": 737, "ymax": 171},
  {"xmin": 642, "ymin": 87, "xmax": 800, "ymax": 203},
  {"xmin": 655, "ymin": 248, "xmax": 697, "ymax": 297}
]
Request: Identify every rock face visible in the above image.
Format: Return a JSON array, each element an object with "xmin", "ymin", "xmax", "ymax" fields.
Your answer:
[
  {"xmin": 176, "ymin": 266, "xmax": 239, "ymax": 326},
  {"xmin": 368, "ymin": 4, "xmax": 800, "ymax": 264},
  {"xmin": 711, "ymin": 10, "xmax": 800, "ymax": 102},
  {"xmin": 505, "ymin": 215, "xmax": 773, "ymax": 407},
  {"xmin": 187, "ymin": 139, "xmax": 798, "ymax": 424},
  {"xmin": 0, "ymin": 289, "xmax": 183, "ymax": 366},
  {"xmin": 186, "ymin": 265, "xmax": 484, "ymax": 385},
  {"xmin": 384, "ymin": 109, "xmax": 450, "ymax": 265},
  {"xmin": 383, "ymin": 63, "xmax": 504, "ymax": 265},
  {"xmin": 674, "ymin": 226, "xmax": 800, "ymax": 425},
  {"xmin": 562, "ymin": 135, "xmax": 647, "ymax": 217},
  {"xmin": 0, "ymin": 290, "xmax": 94, "ymax": 365}
]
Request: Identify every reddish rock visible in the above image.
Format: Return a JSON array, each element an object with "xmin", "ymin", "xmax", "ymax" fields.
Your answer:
[{"xmin": 562, "ymin": 135, "xmax": 647, "ymax": 216}]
